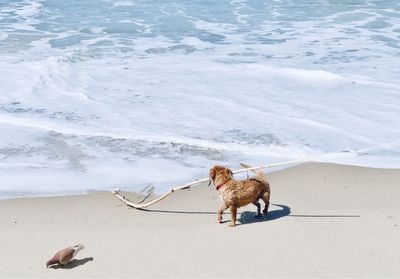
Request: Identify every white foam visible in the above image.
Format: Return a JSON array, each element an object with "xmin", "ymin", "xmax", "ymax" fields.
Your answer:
[
  {"xmin": 1, "ymin": 1, "xmax": 400, "ymax": 198},
  {"xmin": 14, "ymin": 0, "xmax": 43, "ymax": 18},
  {"xmin": 112, "ymin": 1, "xmax": 135, "ymax": 7}
]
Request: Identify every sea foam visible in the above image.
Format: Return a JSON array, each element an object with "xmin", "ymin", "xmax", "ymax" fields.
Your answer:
[{"xmin": 0, "ymin": 0, "xmax": 399, "ymax": 198}]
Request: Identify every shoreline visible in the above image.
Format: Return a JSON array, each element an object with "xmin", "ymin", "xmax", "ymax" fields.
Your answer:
[
  {"xmin": 2, "ymin": 160, "xmax": 400, "ymax": 202},
  {"xmin": 1, "ymin": 162, "xmax": 399, "ymax": 277}
]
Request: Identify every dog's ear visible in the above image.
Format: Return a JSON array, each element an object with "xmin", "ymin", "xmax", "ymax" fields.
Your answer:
[{"xmin": 210, "ymin": 167, "xmax": 216, "ymax": 180}]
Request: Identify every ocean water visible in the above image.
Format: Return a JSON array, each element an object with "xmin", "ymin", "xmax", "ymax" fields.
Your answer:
[{"xmin": 1, "ymin": 0, "xmax": 399, "ymax": 199}]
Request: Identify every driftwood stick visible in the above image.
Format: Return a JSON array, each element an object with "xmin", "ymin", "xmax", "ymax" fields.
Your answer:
[
  {"xmin": 112, "ymin": 176, "xmax": 210, "ymax": 209},
  {"xmin": 112, "ymin": 159, "xmax": 303, "ymax": 209}
]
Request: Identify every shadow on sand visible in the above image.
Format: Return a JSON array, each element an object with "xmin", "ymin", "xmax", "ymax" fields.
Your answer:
[
  {"xmin": 140, "ymin": 208, "xmax": 216, "ymax": 215},
  {"xmin": 239, "ymin": 204, "xmax": 360, "ymax": 226},
  {"xmin": 50, "ymin": 257, "xmax": 94, "ymax": 269},
  {"xmin": 139, "ymin": 204, "xmax": 360, "ymax": 226},
  {"xmin": 239, "ymin": 204, "xmax": 291, "ymax": 225}
]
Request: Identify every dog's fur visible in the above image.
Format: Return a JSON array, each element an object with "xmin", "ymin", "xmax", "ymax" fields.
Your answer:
[{"xmin": 209, "ymin": 164, "xmax": 270, "ymax": 227}]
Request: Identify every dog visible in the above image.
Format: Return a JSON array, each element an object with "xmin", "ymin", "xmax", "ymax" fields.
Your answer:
[{"xmin": 209, "ymin": 163, "xmax": 270, "ymax": 227}]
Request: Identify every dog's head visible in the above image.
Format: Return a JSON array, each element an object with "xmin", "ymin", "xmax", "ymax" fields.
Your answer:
[{"xmin": 209, "ymin": 165, "xmax": 233, "ymax": 186}]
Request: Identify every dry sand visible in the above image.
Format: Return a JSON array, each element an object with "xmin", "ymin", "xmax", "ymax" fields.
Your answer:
[{"xmin": 1, "ymin": 162, "xmax": 399, "ymax": 278}]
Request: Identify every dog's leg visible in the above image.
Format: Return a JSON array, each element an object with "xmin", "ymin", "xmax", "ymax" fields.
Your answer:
[
  {"xmin": 229, "ymin": 206, "xmax": 237, "ymax": 227},
  {"xmin": 217, "ymin": 203, "xmax": 228, "ymax": 223},
  {"xmin": 263, "ymin": 201, "xmax": 270, "ymax": 216},
  {"xmin": 252, "ymin": 200, "xmax": 262, "ymax": 218},
  {"xmin": 261, "ymin": 192, "xmax": 270, "ymax": 216}
]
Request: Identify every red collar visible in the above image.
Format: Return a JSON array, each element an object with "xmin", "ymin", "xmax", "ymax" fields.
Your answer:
[{"xmin": 216, "ymin": 182, "xmax": 226, "ymax": 191}]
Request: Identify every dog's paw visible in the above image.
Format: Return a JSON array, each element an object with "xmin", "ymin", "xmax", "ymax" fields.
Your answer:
[
  {"xmin": 254, "ymin": 213, "xmax": 263, "ymax": 219},
  {"xmin": 228, "ymin": 224, "xmax": 236, "ymax": 228}
]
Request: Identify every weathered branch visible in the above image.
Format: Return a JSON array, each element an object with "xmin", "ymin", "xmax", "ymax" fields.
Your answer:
[{"xmin": 112, "ymin": 159, "xmax": 303, "ymax": 209}]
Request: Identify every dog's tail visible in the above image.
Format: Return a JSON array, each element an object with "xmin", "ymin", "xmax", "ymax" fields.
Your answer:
[{"xmin": 240, "ymin": 163, "xmax": 268, "ymax": 184}]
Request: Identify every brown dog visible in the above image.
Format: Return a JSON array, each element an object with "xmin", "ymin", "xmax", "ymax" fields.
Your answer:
[{"xmin": 209, "ymin": 164, "xmax": 270, "ymax": 227}]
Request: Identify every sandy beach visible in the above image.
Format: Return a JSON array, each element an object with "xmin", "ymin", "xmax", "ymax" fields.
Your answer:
[{"xmin": 1, "ymin": 162, "xmax": 399, "ymax": 278}]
